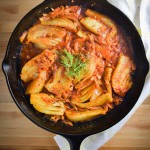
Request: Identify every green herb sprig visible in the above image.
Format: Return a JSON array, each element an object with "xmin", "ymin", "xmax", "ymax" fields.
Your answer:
[{"xmin": 59, "ymin": 49, "xmax": 87, "ymax": 78}]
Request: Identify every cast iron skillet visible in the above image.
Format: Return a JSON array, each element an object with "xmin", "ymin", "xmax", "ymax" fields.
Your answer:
[{"xmin": 2, "ymin": 0, "xmax": 149, "ymax": 149}]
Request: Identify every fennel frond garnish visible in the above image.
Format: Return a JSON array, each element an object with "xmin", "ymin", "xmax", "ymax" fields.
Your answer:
[{"xmin": 59, "ymin": 49, "xmax": 87, "ymax": 78}]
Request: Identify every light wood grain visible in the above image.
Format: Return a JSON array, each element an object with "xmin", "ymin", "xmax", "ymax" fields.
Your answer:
[{"xmin": 0, "ymin": 0, "xmax": 150, "ymax": 150}]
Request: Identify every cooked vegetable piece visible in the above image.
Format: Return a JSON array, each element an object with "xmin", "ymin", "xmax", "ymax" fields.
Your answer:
[
  {"xmin": 79, "ymin": 88, "xmax": 95, "ymax": 103},
  {"xmin": 75, "ymin": 79, "xmax": 93, "ymax": 90},
  {"xmin": 20, "ymin": 49, "xmax": 56, "ymax": 83},
  {"xmin": 25, "ymin": 71, "xmax": 47, "ymax": 94},
  {"xmin": 112, "ymin": 55, "xmax": 133, "ymax": 96},
  {"xmin": 20, "ymin": 31, "xmax": 28, "ymax": 43},
  {"xmin": 80, "ymin": 17, "xmax": 107, "ymax": 35},
  {"xmin": 74, "ymin": 56, "xmax": 96, "ymax": 84},
  {"xmin": 72, "ymin": 93, "xmax": 112, "ymax": 108},
  {"xmin": 40, "ymin": 17, "xmax": 77, "ymax": 32},
  {"xmin": 34, "ymin": 38, "xmax": 62, "ymax": 49},
  {"xmin": 80, "ymin": 83, "xmax": 95, "ymax": 96},
  {"xmin": 77, "ymin": 30, "xmax": 88, "ymax": 39},
  {"xmin": 65, "ymin": 109, "xmax": 106, "ymax": 122},
  {"xmin": 20, "ymin": 63, "xmax": 38, "ymax": 83},
  {"xmin": 45, "ymin": 67, "xmax": 73, "ymax": 97},
  {"xmin": 30, "ymin": 93, "xmax": 65, "ymax": 115},
  {"xmin": 78, "ymin": 83, "xmax": 96, "ymax": 102},
  {"xmin": 90, "ymin": 87, "xmax": 102, "ymax": 101},
  {"xmin": 85, "ymin": 9, "xmax": 117, "ymax": 39},
  {"xmin": 27, "ymin": 24, "xmax": 66, "ymax": 49},
  {"xmin": 72, "ymin": 82, "xmax": 96, "ymax": 103},
  {"xmin": 103, "ymin": 67, "xmax": 113, "ymax": 97}
]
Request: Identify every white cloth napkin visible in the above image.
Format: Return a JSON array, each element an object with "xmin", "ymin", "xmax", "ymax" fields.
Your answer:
[{"xmin": 54, "ymin": 0, "xmax": 150, "ymax": 149}]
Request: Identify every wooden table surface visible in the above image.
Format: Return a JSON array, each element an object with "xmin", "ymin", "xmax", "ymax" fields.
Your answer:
[{"xmin": 0, "ymin": 0, "xmax": 150, "ymax": 150}]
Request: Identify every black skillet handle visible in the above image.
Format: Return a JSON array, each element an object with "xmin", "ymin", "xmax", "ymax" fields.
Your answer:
[{"xmin": 63, "ymin": 135, "xmax": 87, "ymax": 150}]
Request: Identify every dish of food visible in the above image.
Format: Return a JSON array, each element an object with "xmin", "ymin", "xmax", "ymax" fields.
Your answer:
[{"xmin": 20, "ymin": 6, "xmax": 135, "ymax": 126}]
